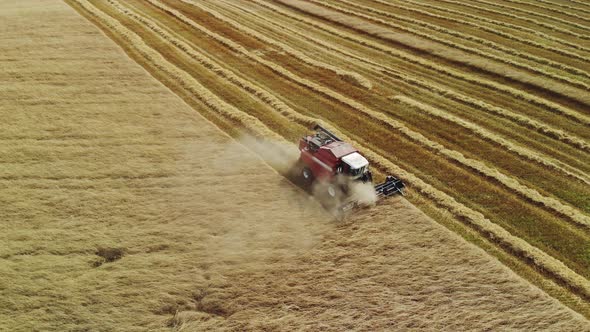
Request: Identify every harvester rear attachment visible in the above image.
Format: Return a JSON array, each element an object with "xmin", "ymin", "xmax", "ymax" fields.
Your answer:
[{"xmin": 375, "ymin": 176, "xmax": 405, "ymax": 198}]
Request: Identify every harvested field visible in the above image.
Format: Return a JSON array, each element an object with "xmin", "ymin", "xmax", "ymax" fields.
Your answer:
[{"xmin": 2, "ymin": 0, "xmax": 590, "ymax": 330}]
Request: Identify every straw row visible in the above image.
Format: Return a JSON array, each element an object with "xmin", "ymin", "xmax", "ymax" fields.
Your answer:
[
  {"xmin": 258, "ymin": 0, "xmax": 590, "ymax": 126},
  {"xmin": 218, "ymin": 0, "xmax": 590, "ymax": 154},
  {"xmin": 179, "ymin": 0, "xmax": 590, "ymax": 230},
  {"xmin": 391, "ymin": 95, "xmax": 590, "ymax": 185},
  {"xmin": 305, "ymin": 0, "xmax": 590, "ymax": 97},
  {"xmin": 326, "ymin": 0, "xmax": 590, "ymax": 84},
  {"xmin": 373, "ymin": 0, "xmax": 590, "ymax": 68},
  {"xmin": 437, "ymin": 0, "xmax": 590, "ymax": 40}
]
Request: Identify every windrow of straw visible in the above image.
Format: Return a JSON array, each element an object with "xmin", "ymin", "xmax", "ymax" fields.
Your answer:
[
  {"xmin": 378, "ymin": 70, "xmax": 590, "ymax": 153},
  {"xmin": 320, "ymin": 0, "xmax": 590, "ymax": 87},
  {"xmin": 358, "ymin": 143, "xmax": 590, "ymax": 301},
  {"xmin": 373, "ymin": 0, "xmax": 590, "ymax": 68},
  {"xmin": 180, "ymin": 0, "xmax": 371, "ymax": 90},
  {"xmin": 568, "ymin": 0, "xmax": 590, "ymax": 10},
  {"xmin": 300, "ymin": 0, "xmax": 590, "ymax": 105},
  {"xmin": 121, "ymin": 0, "xmax": 589, "ymax": 189},
  {"xmin": 496, "ymin": 0, "xmax": 590, "ymax": 23},
  {"xmin": 391, "ymin": 95, "xmax": 590, "ymax": 185},
  {"xmin": 176, "ymin": 0, "xmax": 590, "ymax": 230},
  {"xmin": 386, "ymin": 0, "xmax": 590, "ymax": 54},
  {"xmin": 219, "ymin": 0, "xmax": 590, "ymax": 154},
  {"xmin": 105, "ymin": 0, "xmax": 311, "ymax": 130},
  {"xmin": 437, "ymin": 0, "xmax": 590, "ymax": 40},
  {"xmin": 71, "ymin": 0, "xmax": 284, "ymax": 144},
  {"xmin": 257, "ymin": 0, "xmax": 590, "ymax": 126},
  {"xmin": 475, "ymin": 0, "xmax": 590, "ymax": 32}
]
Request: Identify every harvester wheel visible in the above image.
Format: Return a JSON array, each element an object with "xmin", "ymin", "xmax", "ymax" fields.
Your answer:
[
  {"xmin": 327, "ymin": 185, "xmax": 337, "ymax": 198},
  {"xmin": 302, "ymin": 167, "xmax": 314, "ymax": 186}
]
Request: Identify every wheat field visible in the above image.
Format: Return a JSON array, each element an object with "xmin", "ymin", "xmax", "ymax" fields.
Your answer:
[{"xmin": 2, "ymin": 0, "xmax": 590, "ymax": 330}]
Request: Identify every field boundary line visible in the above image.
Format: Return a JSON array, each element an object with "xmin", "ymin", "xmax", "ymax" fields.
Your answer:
[
  {"xmin": 391, "ymin": 95, "xmax": 590, "ymax": 185},
  {"xmin": 251, "ymin": 0, "xmax": 590, "ymax": 126}
]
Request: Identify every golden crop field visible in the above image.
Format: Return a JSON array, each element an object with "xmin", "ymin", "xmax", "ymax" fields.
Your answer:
[{"xmin": 2, "ymin": 0, "xmax": 590, "ymax": 330}]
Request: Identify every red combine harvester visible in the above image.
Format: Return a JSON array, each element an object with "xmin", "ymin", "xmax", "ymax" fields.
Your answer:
[{"xmin": 297, "ymin": 125, "xmax": 405, "ymax": 208}]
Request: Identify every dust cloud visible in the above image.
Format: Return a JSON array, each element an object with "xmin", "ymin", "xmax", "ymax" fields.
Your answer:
[
  {"xmin": 349, "ymin": 181, "xmax": 378, "ymax": 205},
  {"xmin": 199, "ymin": 135, "xmax": 332, "ymax": 267},
  {"xmin": 238, "ymin": 135, "xmax": 300, "ymax": 176}
]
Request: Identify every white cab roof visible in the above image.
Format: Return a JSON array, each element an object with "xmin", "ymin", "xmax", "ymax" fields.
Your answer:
[{"xmin": 342, "ymin": 152, "xmax": 369, "ymax": 169}]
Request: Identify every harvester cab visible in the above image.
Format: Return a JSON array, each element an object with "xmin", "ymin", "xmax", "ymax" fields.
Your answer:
[{"xmin": 297, "ymin": 125, "xmax": 405, "ymax": 205}]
